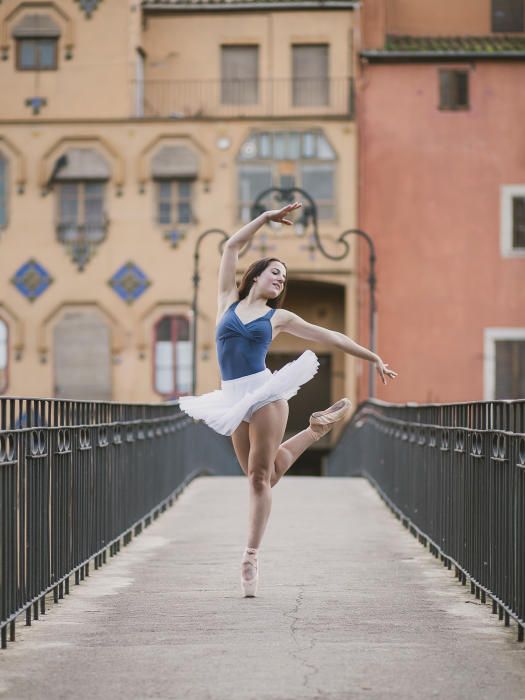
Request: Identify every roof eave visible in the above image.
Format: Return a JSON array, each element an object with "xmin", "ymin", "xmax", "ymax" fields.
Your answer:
[{"xmin": 360, "ymin": 50, "xmax": 525, "ymax": 62}]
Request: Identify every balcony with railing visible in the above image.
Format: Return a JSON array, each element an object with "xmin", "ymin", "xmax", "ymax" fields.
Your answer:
[{"xmin": 136, "ymin": 76, "xmax": 355, "ymax": 119}]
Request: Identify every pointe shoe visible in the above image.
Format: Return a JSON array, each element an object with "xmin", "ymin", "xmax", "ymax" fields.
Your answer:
[
  {"xmin": 308, "ymin": 397, "xmax": 352, "ymax": 441},
  {"xmin": 241, "ymin": 547, "xmax": 259, "ymax": 597}
]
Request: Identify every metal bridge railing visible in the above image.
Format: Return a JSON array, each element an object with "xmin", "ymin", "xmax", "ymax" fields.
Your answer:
[
  {"xmin": 327, "ymin": 398, "xmax": 525, "ymax": 642},
  {"xmin": 0, "ymin": 396, "xmax": 237, "ymax": 650}
]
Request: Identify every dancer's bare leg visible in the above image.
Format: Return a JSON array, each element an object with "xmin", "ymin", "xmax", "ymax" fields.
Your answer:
[
  {"xmin": 245, "ymin": 399, "xmax": 288, "ymax": 549},
  {"xmin": 231, "ymin": 413, "xmax": 319, "ymax": 489},
  {"xmin": 271, "ymin": 428, "xmax": 320, "ymax": 486}
]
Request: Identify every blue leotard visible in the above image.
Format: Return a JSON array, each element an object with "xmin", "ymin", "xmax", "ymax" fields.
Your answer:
[{"xmin": 215, "ymin": 301, "xmax": 277, "ymax": 381}]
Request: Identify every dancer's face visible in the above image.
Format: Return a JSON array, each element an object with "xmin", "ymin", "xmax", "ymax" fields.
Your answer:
[{"xmin": 254, "ymin": 262, "xmax": 287, "ymax": 299}]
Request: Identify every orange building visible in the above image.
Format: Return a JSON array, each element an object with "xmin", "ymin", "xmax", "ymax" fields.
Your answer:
[{"xmin": 356, "ymin": 0, "xmax": 525, "ymax": 402}]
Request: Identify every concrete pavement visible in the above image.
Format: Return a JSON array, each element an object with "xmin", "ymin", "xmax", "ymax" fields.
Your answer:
[{"xmin": 1, "ymin": 476, "xmax": 524, "ymax": 700}]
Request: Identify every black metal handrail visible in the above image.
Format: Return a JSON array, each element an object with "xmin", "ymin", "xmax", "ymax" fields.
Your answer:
[
  {"xmin": 327, "ymin": 398, "xmax": 525, "ymax": 641},
  {"xmin": 0, "ymin": 396, "xmax": 237, "ymax": 650}
]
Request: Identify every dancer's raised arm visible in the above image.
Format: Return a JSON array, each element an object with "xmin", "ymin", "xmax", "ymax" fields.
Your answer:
[
  {"xmin": 218, "ymin": 202, "xmax": 301, "ymax": 299},
  {"xmin": 279, "ymin": 310, "xmax": 398, "ymax": 385}
]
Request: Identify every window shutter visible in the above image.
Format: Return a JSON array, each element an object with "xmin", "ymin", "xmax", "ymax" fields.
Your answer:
[
  {"xmin": 439, "ymin": 70, "xmax": 468, "ymax": 110},
  {"xmin": 54, "ymin": 149, "xmax": 110, "ymax": 180},
  {"xmin": 151, "ymin": 146, "xmax": 199, "ymax": 179},
  {"xmin": 12, "ymin": 14, "xmax": 61, "ymax": 38},
  {"xmin": 495, "ymin": 340, "xmax": 525, "ymax": 399},
  {"xmin": 292, "ymin": 45, "xmax": 329, "ymax": 106},
  {"xmin": 221, "ymin": 45, "xmax": 259, "ymax": 104},
  {"xmin": 492, "ymin": 0, "xmax": 524, "ymax": 32},
  {"xmin": 512, "ymin": 196, "xmax": 525, "ymax": 248}
]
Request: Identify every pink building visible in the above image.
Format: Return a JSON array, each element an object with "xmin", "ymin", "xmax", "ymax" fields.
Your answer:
[{"xmin": 356, "ymin": 0, "xmax": 525, "ymax": 403}]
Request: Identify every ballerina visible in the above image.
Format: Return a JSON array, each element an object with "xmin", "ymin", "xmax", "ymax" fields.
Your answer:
[{"xmin": 179, "ymin": 202, "xmax": 398, "ymax": 596}]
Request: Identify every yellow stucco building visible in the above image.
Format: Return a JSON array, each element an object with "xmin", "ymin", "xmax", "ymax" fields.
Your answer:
[{"xmin": 0, "ymin": 0, "xmax": 360, "ymax": 439}]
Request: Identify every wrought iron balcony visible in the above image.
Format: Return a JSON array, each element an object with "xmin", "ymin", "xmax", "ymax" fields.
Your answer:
[
  {"xmin": 56, "ymin": 218, "xmax": 109, "ymax": 270},
  {"xmin": 136, "ymin": 77, "xmax": 355, "ymax": 119}
]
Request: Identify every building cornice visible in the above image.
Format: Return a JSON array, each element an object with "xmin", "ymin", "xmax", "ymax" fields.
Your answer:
[{"xmin": 142, "ymin": 0, "xmax": 358, "ymax": 11}]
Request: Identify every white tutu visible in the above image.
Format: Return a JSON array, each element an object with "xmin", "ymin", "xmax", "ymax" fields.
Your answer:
[{"xmin": 178, "ymin": 349, "xmax": 320, "ymax": 436}]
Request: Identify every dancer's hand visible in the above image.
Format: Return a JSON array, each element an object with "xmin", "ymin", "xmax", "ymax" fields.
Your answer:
[
  {"xmin": 374, "ymin": 356, "xmax": 398, "ymax": 385},
  {"xmin": 265, "ymin": 201, "xmax": 302, "ymax": 225}
]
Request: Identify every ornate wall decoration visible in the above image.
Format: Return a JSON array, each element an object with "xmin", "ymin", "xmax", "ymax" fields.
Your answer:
[
  {"xmin": 74, "ymin": 0, "xmax": 103, "ymax": 19},
  {"xmin": 108, "ymin": 262, "xmax": 151, "ymax": 304},
  {"xmin": 11, "ymin": 259, "xmax": 53, "ymax": 302}
]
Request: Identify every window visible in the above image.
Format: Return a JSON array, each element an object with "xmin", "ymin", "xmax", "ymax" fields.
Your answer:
[
  {"xmin": 154, "ymin": 316, "xmax": 192, "ymax": 397},
  {"xmin": 492, "ymin": 0, "xmax": 524, "ymax": 32},
  {"xmin": 53, "ymin": 148, "xmax": 110, "ymax": 246},
  {"xmin": 157, "ymin": 180, "xmax": 193, "ymax": 225},
  {"xmin": 0, "ymin": 154, "xmax": 6, "ymax": 228},
  {"xmin": 500, "ymin": 185, "xmax": 525, "ymax": 257},
  {"xmin": 292, "ymin": 44, "xmax": 329, "ymax": 106},
  {"xmin": 0, "ymin": 318, "xmax": 7, "ymax": 393},
  {"xmin": 12, "ymin": 14, "xmax": 60, "ymax": 71},
  {"xmin": 57, "ymin": 181, "xmax": 106, "ymax": 243},
  {"xmin": 300, "ymin": 164, "xmax": 335, "ymax": 220},
  {"xmin": 239, "ymin": 165, "xmax": 273, "ymax": 223},
  {"xmin": 484, "ymin": 329, "xmax": 525, "ymax": 399},
  {"xmin": 495, "ymin": 340, "xmax": 525, "ymax": 398},
  {"xmin": 151, "ymin": 145, "xmax": 198, "ymax": 227},
  {"xmin": 512, "ymin": 196, "xmax": 525, "ymax": 247},
  {"xmin": 221, "ymin": 45, "xmax": 259, "ymax": 105},
  {"xmin": 439, "ymin": 70, "xmax": 469, "ymax": 110},
  {"xmin": 237, "ymin": 130, "xmax": 336, "ymax": 222},
  {"xmin": 17, "ymin": 38, "xmax": 57, "ymax": 70}
]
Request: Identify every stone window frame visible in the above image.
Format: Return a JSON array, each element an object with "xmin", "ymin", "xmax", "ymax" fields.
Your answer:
[
  {"xmin": 500, "ymin": 184, "xmax": 525, "ymax": 258},
  {"xmin": 1, "ymin": 3, "xmax": 74, "ymax": 63},
  {"xmin": 484, "ymin": 327, "xmax": 525, "ymax": 400},
  {"xmin": 152, "ymin": 314, "xmax": 193, "ymax": 399}
]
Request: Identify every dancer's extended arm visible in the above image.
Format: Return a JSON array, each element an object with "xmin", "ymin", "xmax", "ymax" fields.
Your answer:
[
  {"xmin": 280, "ymin": 311, "xmax": 398, "ymax": 385},
  {"xmin": 218, "ymin": 202, "xmax": 302, "ymax": 298}
]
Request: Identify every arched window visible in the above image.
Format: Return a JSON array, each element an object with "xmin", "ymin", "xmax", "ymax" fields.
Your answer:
[
  {"xmin": 0, "ymin": 152, "xmax": 7, "ymax": 228},
  {"xmin": 151, "ymin": 145, "xmax": 198, "ymax": 230},
  {"xmin": 53, "ymin": 148, "xmax": 110, "ymax": 269},
  {"xmin": 13, "ymin": 14, "xmax": 60, "ymax": 71},
  {"xmin": 0, "ymin": 318, "xmax": 8, "ymax": 393},
  {"xmin": 154, "ymin": 315, "xmax": 192, "ymax": 397},
  {"xmin": 237, "ymin": 129, "xmax": 336, "ymax": 222}
]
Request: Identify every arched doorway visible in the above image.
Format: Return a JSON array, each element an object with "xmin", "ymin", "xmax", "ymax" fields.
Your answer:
[
  {"xmin": 267, "ymin": 279, "xmax": 346, "ymax": 475},
  {"xmin": 53, "ymin": 310, "xmax": 112, "ymax": 400}
]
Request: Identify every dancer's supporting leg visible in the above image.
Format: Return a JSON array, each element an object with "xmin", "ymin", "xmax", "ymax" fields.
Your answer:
[{"xmin": 245, "ymin": 399, "xmax": 288, "ymax": 549}]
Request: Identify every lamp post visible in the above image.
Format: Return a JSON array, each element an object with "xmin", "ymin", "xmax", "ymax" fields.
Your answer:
[
  {"xmin": 252, "ymin": 187, "xmax": 378, "ymax": 398},
  {"xmin": 191, "ymin": 228, "xmax": 251, "ymax": 395}
]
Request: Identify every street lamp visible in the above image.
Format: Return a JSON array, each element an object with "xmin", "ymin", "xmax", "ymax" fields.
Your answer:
[{"xmin": 251, "ymin": 186, "xmax": 378, "ymax": 398}]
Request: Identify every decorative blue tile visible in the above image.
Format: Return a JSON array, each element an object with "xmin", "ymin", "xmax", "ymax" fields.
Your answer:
[
  {"xmin": 11, "ymin": 259, "xmax": 53, "ymax": 302},
  {"xmin": 108, "ymin": 262, "xmax": 151, "ymax": 304}
]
